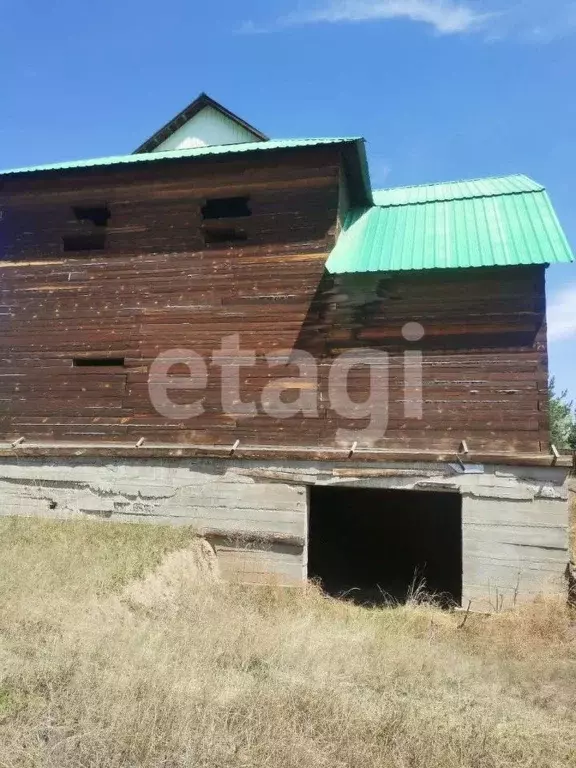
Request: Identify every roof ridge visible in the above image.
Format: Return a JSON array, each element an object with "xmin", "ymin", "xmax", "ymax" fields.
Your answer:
[
  {"xmin": 372, "ymin": 175, "xmax": 545, "ymax": 208},
  {"xmin": 372, "ymin": 173, "xmax": 540, "ymax": 194}
]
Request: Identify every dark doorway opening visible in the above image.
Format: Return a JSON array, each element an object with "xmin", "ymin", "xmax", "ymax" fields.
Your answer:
[{"xmin": 308, "ymin": 487, "xmax": 462, "ymax": 607}]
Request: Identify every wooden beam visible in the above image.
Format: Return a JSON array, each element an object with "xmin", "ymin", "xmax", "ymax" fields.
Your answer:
[
  {"xmin": 202, "ymin": 528, "xmax": 305, "ymax": 550},
  {"xmin": 0, "ymin": 442, "xmax": 571, "ymax": 468}
]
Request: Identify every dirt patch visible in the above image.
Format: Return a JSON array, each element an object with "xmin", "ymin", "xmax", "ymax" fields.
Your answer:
[{"xmin": 123, "ymin": 537, "xmax": 220, "ymax": 612}]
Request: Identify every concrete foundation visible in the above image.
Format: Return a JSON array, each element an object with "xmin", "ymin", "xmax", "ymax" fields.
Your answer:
[{"xmin": 0, "ymin": 457, "xmax": 570, "ymax": 611}]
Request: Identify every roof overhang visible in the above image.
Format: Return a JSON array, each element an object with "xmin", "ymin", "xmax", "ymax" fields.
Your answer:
[
  {"xmin": 0, "ymin": 137, "xmax": 373, "ymax": 207},
  {"xmin": 328, "ymin": 175, "xmax": 574, "ymax": 273}
]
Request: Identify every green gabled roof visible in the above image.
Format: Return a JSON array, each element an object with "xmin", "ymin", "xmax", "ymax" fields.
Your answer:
[
  {"xmin": 327, "ymin": 174, "xmax": 574, "ymax": 273},
  {"xmin": 0, "ymin": 137, "xmax": 361, "ymax": 176}
]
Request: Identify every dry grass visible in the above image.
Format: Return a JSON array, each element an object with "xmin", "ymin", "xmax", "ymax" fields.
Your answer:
[{"xmin": 0, "ymin": 518, "xmax": 575, "ymax": 768}]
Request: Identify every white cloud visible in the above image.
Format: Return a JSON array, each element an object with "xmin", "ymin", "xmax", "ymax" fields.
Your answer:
[
  {"xmin": 288, "ymin": 0, "xmax": 489, "ymax": 34},
  {"xmin": 547, "ymin": 284, "xmax": 576, "ymax": 342},
  {"xmin": 241, "ymin": 0, "xmax": 576, "ymax": 41}
]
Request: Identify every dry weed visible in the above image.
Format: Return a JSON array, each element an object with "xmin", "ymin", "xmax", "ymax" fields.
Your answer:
[{"xmin": 0, "ymin": 517, "xmax": 574, "ymax": 768}]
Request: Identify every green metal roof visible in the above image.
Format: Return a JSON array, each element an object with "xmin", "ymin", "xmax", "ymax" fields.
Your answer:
[
  {"xmin": 372, "ymin": 174, "xmax": 543, "ymax": 206},
  {"xmin": 327, "ymin": 175, "xmax": 574, "ymax": 273},
  {"xmin": 0, "ymin": 137, "xmax": 362, "ymax": 176}
]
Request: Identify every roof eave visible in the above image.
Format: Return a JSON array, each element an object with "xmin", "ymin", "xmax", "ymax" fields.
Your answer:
[{"xmin": 0, "ymin": 137, "xmax": 364, "ymax": 178}]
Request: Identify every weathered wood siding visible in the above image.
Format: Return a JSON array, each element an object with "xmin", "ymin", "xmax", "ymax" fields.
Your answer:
[
  {"xmin": 0, "ymin": 149, "xmax": 549, "ymax": 454},
  {"xmin": 0, "ymin": 148, "xmax": 339, "ymax": 445},
  {"xmin": 305, "ymin": 267, "xmax": 549, "ymax": 454}
]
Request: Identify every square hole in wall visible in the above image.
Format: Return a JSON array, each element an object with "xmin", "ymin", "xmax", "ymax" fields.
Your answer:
[
  {"xmin": 72, "ymin": 205, "xmax": 111, "ymax": 227},
  {"xmin": 73, "ymin": 357, "xmax": 125, "ymax": 367},
  {"xmin": 201, "ymin": 196, "xmax": 251, "ymax": 220}
]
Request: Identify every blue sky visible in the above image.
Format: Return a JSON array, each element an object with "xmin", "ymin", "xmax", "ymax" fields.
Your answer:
[{"xmin": 1, "ymin": 0, "xmax": 575, "ymax": 399}]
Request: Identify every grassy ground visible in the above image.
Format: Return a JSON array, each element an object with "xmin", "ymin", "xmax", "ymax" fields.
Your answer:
[{"xmin": 0, "ymin": 517, "xmax": 575, "ymax": 768}]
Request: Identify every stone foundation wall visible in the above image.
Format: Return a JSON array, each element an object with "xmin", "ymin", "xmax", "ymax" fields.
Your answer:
[{"xmin": 0, "ymin": 457, "xmax": 569, "ymax": 610}]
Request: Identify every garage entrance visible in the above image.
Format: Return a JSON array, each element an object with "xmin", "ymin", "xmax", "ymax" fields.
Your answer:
[{"xmin": 307, "ymin": 487, "xmax": 462, "ymax": 606}]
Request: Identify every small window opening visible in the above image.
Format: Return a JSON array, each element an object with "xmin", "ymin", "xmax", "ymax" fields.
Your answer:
[
  {"xmin": 203, "ymin": 227, "xmax": 248, "ymax": 245},
  {"xmin": 201, "ymin": 196, "xmax": 251, "ymax": 220},
  {"xmin": 73, "ymin": 357, "xmax": 125, "ymax": 367},
  {"xmin": 73, "ymin": 205, "xmax": 111, "ymax": 227},
  {"xmin": 63, "ymin": 234, "xmax": 106, "ymax": 252}
]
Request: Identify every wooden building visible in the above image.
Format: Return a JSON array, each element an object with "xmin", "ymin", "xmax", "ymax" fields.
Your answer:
[{"xmin": 0, "ymin": 93, "xmax": 573, "ymax": 609}]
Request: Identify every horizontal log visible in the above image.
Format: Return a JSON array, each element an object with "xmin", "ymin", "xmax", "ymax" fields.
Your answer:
[{"xmin": 0, "ymin": 442, "xmax": 569, "ymax": 467}]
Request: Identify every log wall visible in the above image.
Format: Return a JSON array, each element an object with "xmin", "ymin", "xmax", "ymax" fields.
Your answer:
[
  {"xmin": 306, "ymin": 267, "xmax": 549, "ymax": 454},
  {"xmin": 0, "ymin": 149, "xmax": 549, "ymax": 454}
]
